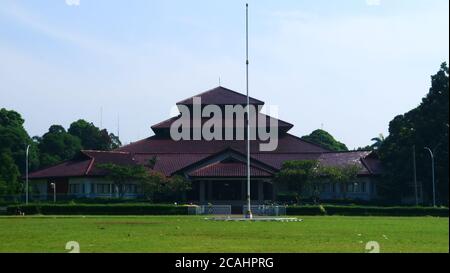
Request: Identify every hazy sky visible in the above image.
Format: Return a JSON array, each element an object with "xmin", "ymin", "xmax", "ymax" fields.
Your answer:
[{"xmin": 0, "ymin": 0, "xmax": 448, "ymax": 149}]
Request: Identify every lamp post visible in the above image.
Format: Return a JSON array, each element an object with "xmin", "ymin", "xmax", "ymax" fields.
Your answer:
[
  {"xmin": 424, "ymin": 147, "xmax": 436, "ymax": 207},
  {"xmin": 25, "ymin": 144, "xmax": 30, "ymax": 205},
  {"xmin": 50, "ymin": 182, "xmax": 56, "ymax": 203}
]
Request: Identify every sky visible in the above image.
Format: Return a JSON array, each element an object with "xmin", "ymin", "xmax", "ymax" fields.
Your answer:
[{"xmin": 0, "ymin": 0, "xmax": 448, "ymax": 149}]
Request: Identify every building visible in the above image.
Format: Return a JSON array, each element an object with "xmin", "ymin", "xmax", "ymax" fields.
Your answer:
[{"xmin": 28, "ymin": 87, "xmax": 382, "ymax": 204}]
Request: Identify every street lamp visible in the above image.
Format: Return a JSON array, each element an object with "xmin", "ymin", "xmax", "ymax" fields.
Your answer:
[
  {"xmin": 424, "ymin": 147, "xmax": 436, "ymax": 207},
  {"xmin": 25, "ymin": 144, "xmax": 30, "ymax": 205},
  {"xmin": 50, "ymin": 182, "xmax": 56, "ymax": 203}
]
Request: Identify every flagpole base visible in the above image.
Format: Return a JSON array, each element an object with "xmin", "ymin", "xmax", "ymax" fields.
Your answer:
[{"xmin": 245, "ymin": 210, "xmax": 253, "ymax": 219}]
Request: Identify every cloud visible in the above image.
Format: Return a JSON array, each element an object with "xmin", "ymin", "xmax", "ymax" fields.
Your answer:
[{"xmin": 65, "ymin": 0, "xmax": 80, "ymax": 7}]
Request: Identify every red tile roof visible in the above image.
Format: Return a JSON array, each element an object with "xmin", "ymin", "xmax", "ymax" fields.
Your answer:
[
  {"xmin": 318, "ymin": 151, "xmax": 372, "ymax": 175},
  {"xmin": 188, "ymin": 162, "xmax": 272, "ymax": 178},
  {"xmin": 150, "ymin": 113, "xmax": 294, "ymax": 134},
  {"xmin": 27, "ymin": 158, "xmax": 92, "ymax": 179},
  {"xmin": 29, "ymin": 150, "xmax": 137, "ymax": 179},
  {"xmin": 29, "ymin": 148, "xmax": 380, "ymax": 179},
  {"xmin": 28, "ymin": 86, "xmax": 382, "ymax": 180},
  {"xmin": 133, "ymin": 153, "xmax": 211, "ymax": 176},
  {"xmin": 117, "ymin": 133, "xmax": 328, "ymax": 154},
  {"xmin": 177, "ymin": 86, "xmax": 264, "ymax": 106}
]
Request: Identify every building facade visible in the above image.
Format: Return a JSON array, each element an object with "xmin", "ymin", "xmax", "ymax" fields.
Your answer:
[{"xmin": 29, "ymin": 87, "xmax": 382, "ymax": 204}]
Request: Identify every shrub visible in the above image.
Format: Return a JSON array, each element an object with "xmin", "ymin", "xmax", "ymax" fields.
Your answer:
[
  {"xmin": 6, "ymin": 204, "xmax": 188, "ymax": 215},
  {"xmin": 286, "ymin": 205, "xmax": 449, "ymax": 217},
  {"xmin": 286, "ymin": 205, "xmax": 326, "ymax": 216},
  {"xmin": 323, "ymin": 205, "xmax": 449, "ymax": 217}
]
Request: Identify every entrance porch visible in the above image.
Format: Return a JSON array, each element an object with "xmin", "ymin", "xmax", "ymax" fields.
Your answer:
[{"xmin": 187, "ymin": 179, "xmax": 275, "ymax": 205}]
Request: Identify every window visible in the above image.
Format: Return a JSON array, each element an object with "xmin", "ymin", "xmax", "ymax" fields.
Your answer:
[
  {"xmin": 346, "ymin": 182, "xmax": 367, "ymax": 193},
  {"xmin": 69, "ymin": 184, "xmax": 80, "ymax": 194},
  {"xmin": 347, "ymin": 183, "xmax": 354, "ymax": 192},
  {"xmin": 96, "ymin": 184, "xmax": 111, "ymax": 194},
  {"xmin": 120, "ymin": 184, "xmax": 137, "ymax": 194}
]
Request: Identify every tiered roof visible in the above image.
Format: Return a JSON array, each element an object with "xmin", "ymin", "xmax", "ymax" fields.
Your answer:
[{"xmin": 29, "ymin": 86, "xmax": 382, "ymax": 180}]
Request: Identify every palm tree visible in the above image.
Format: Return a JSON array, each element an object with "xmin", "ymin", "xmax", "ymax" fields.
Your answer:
[{"xmin": 370, "ymin": 134, "xmax": 385, "ymax": 150}]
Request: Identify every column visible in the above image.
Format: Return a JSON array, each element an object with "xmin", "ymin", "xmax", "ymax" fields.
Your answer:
[
  {"xmin": 199, "ymin": 181, "xmax": 205, "ymax": 204},
  {"xmin": 207, "ymin": 181, "xmax": 213, "ymax": 202},
  {"xmin": 241, "ymin": 180, "xmax": 245, "ymax": 201},
  {"xmin": 258, "ymin": 181, "xmax": 264, "ymax": 203},
  {"xmin": 272, "ymin": 181, "xmax": 276, "ymax": 201}
]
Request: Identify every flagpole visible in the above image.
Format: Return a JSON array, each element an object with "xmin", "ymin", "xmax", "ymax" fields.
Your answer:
[{"xmin": 245, "ymin": 3, "xmax": 252, "ymax": 219}]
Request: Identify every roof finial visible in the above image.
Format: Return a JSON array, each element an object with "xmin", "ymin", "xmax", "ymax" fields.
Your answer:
[{"xmin": 219, "ymin": 76, "xmax": 221, "ymax": 86}]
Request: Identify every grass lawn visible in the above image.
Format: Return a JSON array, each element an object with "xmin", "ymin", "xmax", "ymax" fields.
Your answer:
[{"xmin": 0, "ymin": 215, "xmax": 448, "ymax": 253}]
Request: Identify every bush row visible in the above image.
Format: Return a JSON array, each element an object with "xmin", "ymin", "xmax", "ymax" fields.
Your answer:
[
  {"xmin": 5, "ymin": 204, "xmax": 448, "ymax": 217},
  {"xmin": 286, "ymin": 205, "xmax": 449, "ymax": 217},
  {"xmin": 6, "ymin": 204, "xmax": 189, "ymax": 215}
]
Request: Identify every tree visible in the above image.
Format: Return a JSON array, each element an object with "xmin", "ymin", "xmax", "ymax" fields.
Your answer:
[
  {"xmin": 68, "ymin": 119, "xmax": 121, "ymax": 151},
  {"xmin": 140, "ymin": 171, "xmax": 168, "ymax": 201},
  {"xmin": 97, "ymin": 163, "xmax": 151, "ymax": 197},
  {"xmin": 317, "ymin": 165, "xmax": 361, "ymax": 199},
  {"xmin": 379, "ymin": 63, "xmax": 449, "ymax": 205},
  {"xmin": 0, "ymin": 152, "xmax": 21, "ymax": 195},
  {"xmin": 163, "ymin": 175, "xmax": 192, "ymax": 202},
  {"xmin": 37, "ymin": 125, "xmax": 82, "ymax": 168},
  {"xmin": 274, "ymin": 160, "xmax": 319, "ymax": 203},
  {"xmin": 301, "ymin": 129, "xmax": 348, "ymax": 151},
  {"xmin": 370, "ymin": 134, "xmax": 385, "ymax": 150},
  {"xmin": 97, "ymin": 163, "xmax": 172, "ymax": 201},
  {"xmin": 0, "ymin": 108, "xmax": 39, "ymax": 173}
]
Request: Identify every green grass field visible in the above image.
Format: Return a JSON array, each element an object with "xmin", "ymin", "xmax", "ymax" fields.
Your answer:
[{"xmin": 0, "ymin": 216, "xmax": 448, "ymax": 253}]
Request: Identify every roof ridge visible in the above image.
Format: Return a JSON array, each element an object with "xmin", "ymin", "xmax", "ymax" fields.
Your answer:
[
  {"xmin": 360, "ymin": 158, "xmax": 373, "ymax": 175},
  {"xmin": 319, "ymin": 150, "xmax": 371, "ymax": 155},
  {"xmin": 176, "ymin": 86, "xmax": 264, "ymax": 105},
  {"xmin": 150, "ymin": 115, "xmax": 179, "ymax": 129},
  {"xmin": 284, "ymin": 133, "xmax": 332, "ymax": 152},
  {"xmin": 82, "ymin": 150, "xmax": 130, "ymax": 154},
  {"xmin": 85, "ymin": 158, "xmax": 96, "ymax": 175},
  {"xmin": 114, "ymin": 137, "xmax": 151, "ymax": 151}
]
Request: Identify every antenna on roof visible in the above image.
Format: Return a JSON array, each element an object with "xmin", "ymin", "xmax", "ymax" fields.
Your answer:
[
  {"xmin": 245, "ymin": 3, "xmax": 253, "ymax": 219},
  {"xmin": 219, "ymin": 76, "xmax": 221, "ymax": 86}
]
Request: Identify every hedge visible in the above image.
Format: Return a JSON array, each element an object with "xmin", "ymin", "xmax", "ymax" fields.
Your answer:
[
  {"xmin": 6, "ymin": 204, "xmax": 448, "ymax": 217},
  {"xmin": 287, "ymin": 205, "xmax": 449, "ymax": 217},
  {"xmin": 6, "ymin": 204, "xmax": 189, "ymax": 215}
]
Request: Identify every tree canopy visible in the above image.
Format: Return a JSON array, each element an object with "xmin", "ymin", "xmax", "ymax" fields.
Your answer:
[
  {"xmin": 301, "ymin": 129, "xmax": 348, "ymax": 151},
  {"xmin": 0, "ymin": 152, "xmax": 21, "ymax": 195},
  {"xmin": 98, "ymin": 163, "xmax": 191, "ymax": 201},
  {"xmin": 37, "ymin": 125, "xmax": 83, "ymax": 168},
  {"xmin": 379, "ymin": 63, "xmax": 449, "ymax": 205},
  {"xmin": 68, "ymin": 119, "xmax": 121, "ymax": 151},
  {"xmin": 0, "ymin": 108, "xmax": 39, "ymax": 172},
  {"xmin": 275, "ymin": 160, "xmax": 320, "ymax": 201},
  {"xmin": 275, "ymin": 160, "xmax": 361, "ymax": 203}
]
